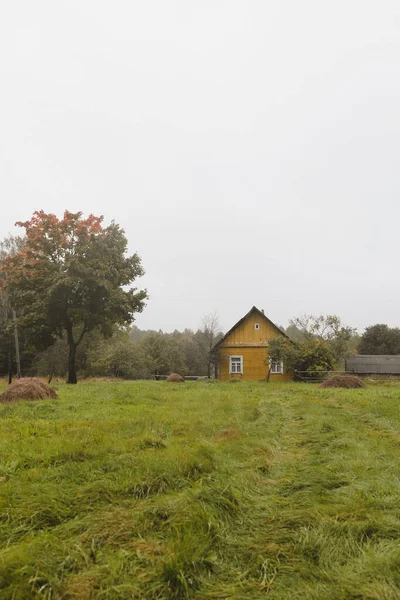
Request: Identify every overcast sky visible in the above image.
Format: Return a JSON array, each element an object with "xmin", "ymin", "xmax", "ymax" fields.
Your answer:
[{"xmin": 1, "ymin": 1, "xmax": 399, "ymax": 334}]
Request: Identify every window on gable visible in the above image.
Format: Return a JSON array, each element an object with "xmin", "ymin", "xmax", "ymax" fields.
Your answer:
[
  {"xmin": 229, "ymin": 355, "xmax": 243, "ymax": 374},
  {"xmin": 255, "ymin": 323, "xmax": 260, "ymax": 330},
  {"xmin": 270, "ymin": 360, "xmax": 283, "ymax": 374}
]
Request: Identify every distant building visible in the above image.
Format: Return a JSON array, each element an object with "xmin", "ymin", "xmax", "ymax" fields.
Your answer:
[
  {"xmin": 346, "ymin": 355, "xmax": 400, "ymax": 375},
  {"xmin": 213, "ymin": 306, "xmax": 292, "ymax": 381}
]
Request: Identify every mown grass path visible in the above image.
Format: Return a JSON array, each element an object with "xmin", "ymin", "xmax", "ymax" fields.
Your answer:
[{"xmin": 0, "ymin": 381, "xmax": 400, "ymax": 599}]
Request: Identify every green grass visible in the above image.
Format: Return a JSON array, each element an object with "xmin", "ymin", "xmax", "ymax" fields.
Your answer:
[{"xmin": 1, "ymin": 380, "xmax": 400, "ymax": 599}]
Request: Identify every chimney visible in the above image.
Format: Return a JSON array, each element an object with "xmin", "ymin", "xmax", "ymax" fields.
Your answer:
[{"xmin": 261, "ymin": 309, "xmax": 264, "ymax": 314}]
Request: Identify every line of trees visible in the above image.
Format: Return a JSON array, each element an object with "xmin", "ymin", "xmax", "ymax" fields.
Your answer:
[
  {"xmin": 0, "ymin": 210, "xmax": 223, "ymax": 382},
  {"xmin": 1, "ymin": 210, "xmax": 399, "ymax": 383},
  {"xmin": 0, "ymin": 317, "xmax": 223, "ymax": 382},
  {"xmin": 32, "ymin": 317, "xmax": 223, "ymax": 381}
]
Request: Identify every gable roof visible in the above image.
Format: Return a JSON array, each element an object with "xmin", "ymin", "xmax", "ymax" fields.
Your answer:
[{"xmin": 213, "ymin": 306, "xmax": 289, "ymax": 349}]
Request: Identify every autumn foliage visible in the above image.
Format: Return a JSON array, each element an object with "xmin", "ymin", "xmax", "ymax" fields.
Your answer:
[{"xmin": 1, "ymin": 211, "xmax": 102, "ymax": 284}]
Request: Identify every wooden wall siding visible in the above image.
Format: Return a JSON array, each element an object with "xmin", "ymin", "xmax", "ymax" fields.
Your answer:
[
  {"xmin": 219, "ymin": 311, "xmax": 283, "ymax": 347},
  {"xmin": 217, "ymin": 309, "xmax": 292, "ymax": 381},
  {"xmin": 217, "ymin": 347, "xmax": 292, "ymax": 381}
]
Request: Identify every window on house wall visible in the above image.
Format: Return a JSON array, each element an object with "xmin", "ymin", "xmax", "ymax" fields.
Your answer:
[
  {"xmin": 255, "ymin": 323, "xmax": 260, "ymax": 330},
  {"xmin": 270, "ymin": 360, "xmax": 283, "ymax": 374},
  {"xmin": 229, "ymin": 355, "xmax": 243, "ymax": 374}
]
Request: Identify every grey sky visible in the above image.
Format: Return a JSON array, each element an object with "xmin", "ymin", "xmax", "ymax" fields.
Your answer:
[{"xmin": 1, "ymin": 1, "xmax": 399, "ymax": 334}]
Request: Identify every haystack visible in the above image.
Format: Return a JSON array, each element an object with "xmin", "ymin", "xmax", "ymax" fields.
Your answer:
[
  {"xmin": 166, "ymin": 373, "xmax": 185, "ymax": 383},
  {"xmin": 0, "ymin": 378, "xmax": 58, "ymax": 402},
  {"xmin": 319, "ymin": 375, "xmax": 365, "ymax": 389}
]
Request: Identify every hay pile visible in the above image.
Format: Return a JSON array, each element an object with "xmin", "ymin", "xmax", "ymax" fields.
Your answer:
[
  {"xmin": 319, "ymin": 375, "xmax": 365, "ymax": 389},
  {"xmin": 0, "ymin": 378, "xmax": 58, "ymax": 402},
  {"xmin": 166, "ymin": 373, "xmax": 185, "ymax": 383}
]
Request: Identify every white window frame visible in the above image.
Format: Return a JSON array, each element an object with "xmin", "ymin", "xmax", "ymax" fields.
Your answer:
[
  {"xmin": 270, "ymin": 360, "xmax": 284, "ymax": 374},
  {"xmin": 255, "ymin": 323, "xmax": 260, "ymax": 330},
  {"xmin": 229, "ymin": 355, "xmax": 243, "ymax": 374}
]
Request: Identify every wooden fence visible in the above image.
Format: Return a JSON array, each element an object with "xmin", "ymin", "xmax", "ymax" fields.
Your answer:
[
  {"xmin": 295, "ymin": 370, "xmax": 400, "ymax": 383},
  {"xmin": 151, "ymin": 375, "xmax": 209, "ymax": 381}
]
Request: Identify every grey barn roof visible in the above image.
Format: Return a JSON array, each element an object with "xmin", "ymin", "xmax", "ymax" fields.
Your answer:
[{"xmin": 346, "ymin": 354, "xmax": 400, "ymax": 374}]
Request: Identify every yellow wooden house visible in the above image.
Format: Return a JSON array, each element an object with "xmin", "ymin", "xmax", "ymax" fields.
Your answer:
[{"xmin": 214, "ymin": 306, "xmax": 292, "ymax": 381}]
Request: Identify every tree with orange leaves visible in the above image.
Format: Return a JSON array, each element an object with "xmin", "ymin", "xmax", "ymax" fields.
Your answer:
[{"xmin": 0, "ymin": 211, "xmax": 147, "ymax": 383}]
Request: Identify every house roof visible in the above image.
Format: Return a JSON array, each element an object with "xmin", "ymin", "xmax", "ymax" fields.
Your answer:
[{"xmin": 213, "ymin": 306, "xmax": 290, "ymax": 349}]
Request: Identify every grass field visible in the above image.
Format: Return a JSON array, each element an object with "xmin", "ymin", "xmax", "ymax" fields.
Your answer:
[{"xmin": 1, "ymin": 380, "xmax": 400, "ymax": 599}]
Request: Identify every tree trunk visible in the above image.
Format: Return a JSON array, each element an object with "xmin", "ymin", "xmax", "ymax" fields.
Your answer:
[
  {"xmin": 8, "ymin": 351, "xmax": 12, "ymax": 385},
  {"xmin": 12, "ymin": 310, "xmax": 21, "ymax": 379},
  {"xmin": 66, "ymin": 322, "xmax": 87, "ymax": 384},
  {"xmin": 67, "ymin": 342, "xmax": 77, "ymax": 384}
]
